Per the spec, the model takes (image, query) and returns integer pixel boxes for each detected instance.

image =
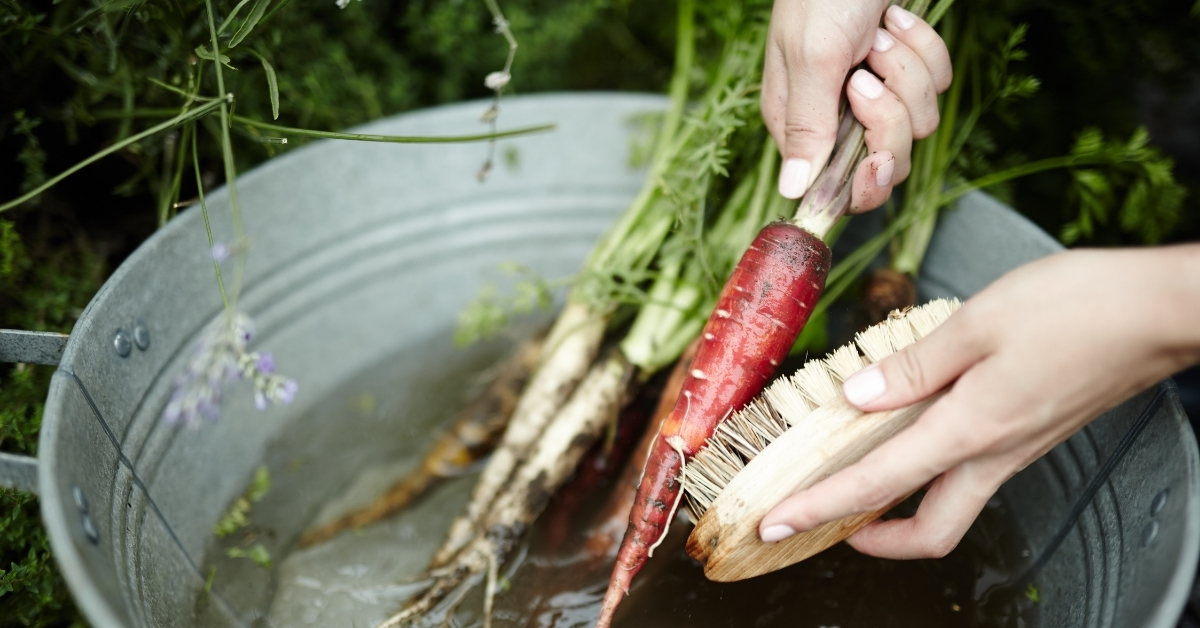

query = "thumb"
[842,312,986,411]
[777,49,851,199]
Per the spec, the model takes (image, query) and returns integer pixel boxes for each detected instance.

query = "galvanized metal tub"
[26,93,1199,627]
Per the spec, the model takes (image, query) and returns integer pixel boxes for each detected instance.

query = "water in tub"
[195,330,1037,628]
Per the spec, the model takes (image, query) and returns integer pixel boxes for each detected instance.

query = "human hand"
[758,245,1200,558]
[762,1,952,211]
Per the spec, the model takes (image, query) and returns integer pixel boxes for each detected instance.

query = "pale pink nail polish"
[887,5,918,30]
[875,157,894,187]
[873,28,895,53]
[761,524,797,543]
[844,364,886,405]
[850,69,885,99]
[778,158,812,199]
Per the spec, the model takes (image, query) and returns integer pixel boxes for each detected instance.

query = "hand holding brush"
[758,246,1200,560]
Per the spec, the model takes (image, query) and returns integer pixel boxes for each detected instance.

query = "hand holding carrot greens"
[760,245,1200,557]
[763,1,951,209]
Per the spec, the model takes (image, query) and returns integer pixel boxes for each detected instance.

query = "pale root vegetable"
[431,303,605,567]
[377,352,634,628]
[298,336,543,548]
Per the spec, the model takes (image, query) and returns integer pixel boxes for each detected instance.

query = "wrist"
[1148,244,1200,366]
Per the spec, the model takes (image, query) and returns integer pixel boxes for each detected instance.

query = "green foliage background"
[0,0,1197,623]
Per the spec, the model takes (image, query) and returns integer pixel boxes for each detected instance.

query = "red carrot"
[585,339,700,559]
[596,222,830,626]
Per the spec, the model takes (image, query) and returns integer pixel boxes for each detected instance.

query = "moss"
[0,490,85,628]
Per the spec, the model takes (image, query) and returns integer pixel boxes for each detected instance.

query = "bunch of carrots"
[293,0,1186,625]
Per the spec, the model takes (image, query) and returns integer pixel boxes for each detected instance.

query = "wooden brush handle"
[685,392,942,582]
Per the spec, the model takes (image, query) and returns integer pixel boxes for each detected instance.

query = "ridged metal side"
[37,94,1199,628]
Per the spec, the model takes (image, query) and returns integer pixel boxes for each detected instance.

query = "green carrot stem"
[940,154,1113,206]
[621,133,776,373]
[583,0,695,278]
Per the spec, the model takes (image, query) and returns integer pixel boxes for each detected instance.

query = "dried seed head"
[484,71,511,91]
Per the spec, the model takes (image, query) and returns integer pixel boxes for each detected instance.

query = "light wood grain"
[685,392,942,581]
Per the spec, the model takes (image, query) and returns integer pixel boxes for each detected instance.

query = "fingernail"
[761,524,797,543]
[873,28,895,53]
[844,364,886,406]
[887,5,918,30]
[778,158,812,199]
[875,157,894,187]
[850,69,884,100]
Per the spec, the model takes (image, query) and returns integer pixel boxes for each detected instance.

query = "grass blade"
[229,0,271,48]
[0,99,225,213]
[248,50,279,119]
[217,0,255,35]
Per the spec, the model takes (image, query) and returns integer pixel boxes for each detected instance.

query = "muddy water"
[484,494,1037,628]
[197,330,1039,628]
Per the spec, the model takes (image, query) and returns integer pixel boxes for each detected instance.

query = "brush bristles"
[682,298,961,518]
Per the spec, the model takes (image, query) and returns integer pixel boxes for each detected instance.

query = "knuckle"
[912,109,941,139]
[917,533,960,559]
[880,101,910,134]
[892,346,931,396]
[783,119,836,147]
[800,37,853,69]
[850,473,892,511]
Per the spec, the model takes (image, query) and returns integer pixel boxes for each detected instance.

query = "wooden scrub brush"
[682,298,962,582]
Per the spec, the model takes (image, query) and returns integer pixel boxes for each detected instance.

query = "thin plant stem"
[205,0,247,309]
[941,154,1111,207]
[233,115,556,143]
[158,123,192,227]
[478,0,519,178]
[257,0,296,30]
[149,77,216,102]
[483,0,517,75]
[53,0,126,35]
[926,0,958,27]
[0,98,224,213]
[193,130,233,318]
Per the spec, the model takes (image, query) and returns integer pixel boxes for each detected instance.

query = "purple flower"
[255,352,275,375]
[162,312,297,428]
[211,242,230,262]
[278,379,298,404]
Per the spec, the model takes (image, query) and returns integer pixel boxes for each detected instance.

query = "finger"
[847,69,913,182]
[761,38,789,153]
[846,463,999,559]
[777,42,853,199]
[849,150,896,213]
[842,303,988,411]
[884,5,953,93]
[845,68,912,212]
[867,29,940,138]
[758,392,972,538]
